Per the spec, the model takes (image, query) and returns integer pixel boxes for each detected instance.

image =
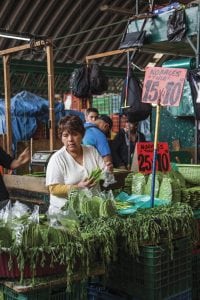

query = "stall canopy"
[0,91,84,151]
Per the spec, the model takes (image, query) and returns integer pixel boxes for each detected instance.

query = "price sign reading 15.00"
[142,67,187,106]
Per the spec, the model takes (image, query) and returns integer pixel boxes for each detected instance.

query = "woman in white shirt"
[46,115,112,213]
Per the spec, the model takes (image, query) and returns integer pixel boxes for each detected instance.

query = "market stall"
[1,3,200,300]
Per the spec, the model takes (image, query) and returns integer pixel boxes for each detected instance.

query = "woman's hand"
[10,147,30,169]
[77,178,96,189]
[105,161,113,172]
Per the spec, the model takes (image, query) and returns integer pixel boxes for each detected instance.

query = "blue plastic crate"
[132,289,192,300]
[166,289,192,300]
[88,284,128,300]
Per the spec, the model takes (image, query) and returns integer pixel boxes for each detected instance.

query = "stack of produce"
[0,199,117,286]
[126,170,185,202]
[181,187,200,209]
[0,193,196,289]
[123,173,133,195]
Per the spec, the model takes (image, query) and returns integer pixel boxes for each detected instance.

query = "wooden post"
[46,39,55,151]
[0,40,53,153]
[3,55,12,155]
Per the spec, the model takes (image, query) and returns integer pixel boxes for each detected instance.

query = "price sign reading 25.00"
[133,142,171,174]
[142,67,187,106]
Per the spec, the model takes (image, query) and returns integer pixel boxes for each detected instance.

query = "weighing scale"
[29,150,56,174]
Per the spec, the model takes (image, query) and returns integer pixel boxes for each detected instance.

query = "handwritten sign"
[142,67,187,106]
[132,142,171,174]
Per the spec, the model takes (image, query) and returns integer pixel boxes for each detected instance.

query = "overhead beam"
[0,40,48,56]
[86,48,136,62]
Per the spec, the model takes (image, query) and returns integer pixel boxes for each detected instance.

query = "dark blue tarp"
[0,91,85,151]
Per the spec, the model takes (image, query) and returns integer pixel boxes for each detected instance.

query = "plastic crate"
[92,95,112,115]
[88,284,129,300]
[2,282,87,300]
[192,248,200,300]
[106,237,192,300]
[132,289,192,300]
[111,94,120,114]
[166,289,192,300]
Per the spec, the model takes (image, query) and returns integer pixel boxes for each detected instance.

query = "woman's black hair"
[58,115,85,138]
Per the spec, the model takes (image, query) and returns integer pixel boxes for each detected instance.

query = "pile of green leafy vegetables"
[0,197,196,287]
[126,170,185,203]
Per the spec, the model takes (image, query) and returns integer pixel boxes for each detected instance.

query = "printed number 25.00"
[138,154,152,172]
[138,153,170,172]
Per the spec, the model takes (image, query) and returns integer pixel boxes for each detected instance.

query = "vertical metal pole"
[46,39,55,151]
[124,51,130,108]
[150,104,160,208]
[136,0,139,15]
[127,122,131,170]
[195,4,200,163]
[3,55,12,155]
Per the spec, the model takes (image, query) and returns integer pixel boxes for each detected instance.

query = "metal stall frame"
[86,4,200,163]
[0,39,56,155]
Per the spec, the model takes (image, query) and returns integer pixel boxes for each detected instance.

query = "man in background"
[111,118,145,170]
[85,107,99,124]
[82,114,113,168]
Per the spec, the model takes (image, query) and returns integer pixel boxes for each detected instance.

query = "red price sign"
[142,67,187,106]
[132,142,171,174]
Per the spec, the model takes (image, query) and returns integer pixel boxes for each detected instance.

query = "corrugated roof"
[0,0,195,96]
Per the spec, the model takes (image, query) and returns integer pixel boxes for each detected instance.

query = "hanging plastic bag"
[188,69,200,120]
[119,18,147,49]
[167,8,187,42]
[70,64,90,98]
[89,63,108,95]
[121,70,152,122]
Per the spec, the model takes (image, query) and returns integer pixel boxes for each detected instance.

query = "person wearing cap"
[82,114,113,168]
[111,118,145,170]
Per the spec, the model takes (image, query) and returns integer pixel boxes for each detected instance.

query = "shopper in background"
[111,118,145,170]
[82,114,113,168]
[0,146,30,209]
[46,115,112,213]
[85,107,99,124]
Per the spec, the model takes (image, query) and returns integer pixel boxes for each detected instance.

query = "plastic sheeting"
[166,80,194,117]
[0,91,85,151]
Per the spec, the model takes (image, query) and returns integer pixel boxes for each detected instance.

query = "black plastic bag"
[119,29,146,49]
[167,9,187,42]
[70,65,90,98]
[119,18,147,50]
[121,71,152,122]
[90,63,108,95]
[188,69,200,120]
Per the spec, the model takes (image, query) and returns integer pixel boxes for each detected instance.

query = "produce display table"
[0,265,105,292]
[0,265,105,299]
[3,170,130,206]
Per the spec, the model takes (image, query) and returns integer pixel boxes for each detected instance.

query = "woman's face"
[61,130,82,152]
